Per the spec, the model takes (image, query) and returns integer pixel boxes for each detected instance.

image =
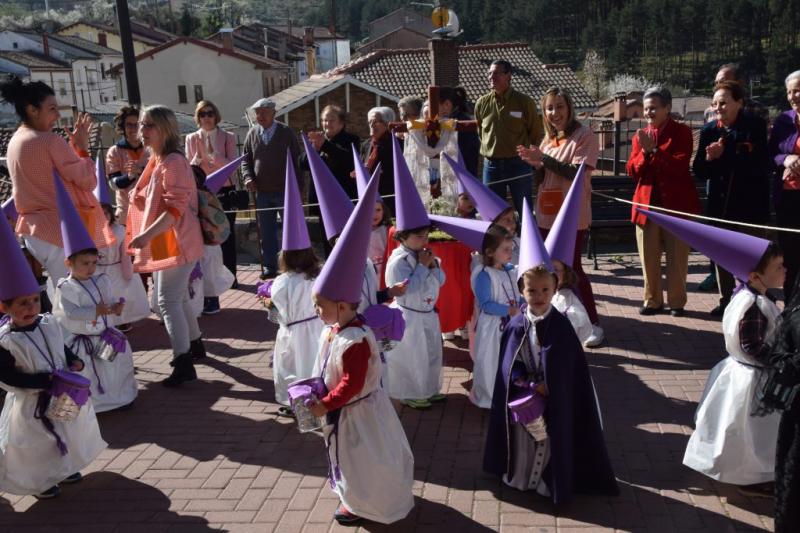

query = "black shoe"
[639,306,663,316]
[62,472,82,484]
[259,268,277,280]
[231,279,239,290]
[35,485,60,499]
[277,405,296,418]
[710,302,728,317]
[670,308,685,317]
[162,353,197,387]
[190,337,207,361]
[202,297,220,315]
[333,505,363,525]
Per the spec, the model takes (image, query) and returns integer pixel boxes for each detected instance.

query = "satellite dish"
[444,9,460,35]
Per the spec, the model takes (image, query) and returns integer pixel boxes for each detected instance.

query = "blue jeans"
[482,157,533,219]
[256,191,283,272]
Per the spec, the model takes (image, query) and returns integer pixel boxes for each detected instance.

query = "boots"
[190,337,207,361]
[162,353,197,387]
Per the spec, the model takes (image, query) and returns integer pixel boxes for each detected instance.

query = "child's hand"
[508,305,520,317]
[111,302,125,316]
[95,304,111,317]
[69,360,85,372]
[259,296,272,308]
[309,401,328,417]
[535,382,548,397]
[388,281,408,298]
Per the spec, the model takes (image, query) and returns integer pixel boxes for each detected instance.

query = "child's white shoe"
[583,325,604,348]
[442,332,455,341]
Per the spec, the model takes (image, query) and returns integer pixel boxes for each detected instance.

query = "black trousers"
[218,186,238,279]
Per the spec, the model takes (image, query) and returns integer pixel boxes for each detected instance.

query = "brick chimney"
[98,32,107,47]
[220,28,234,51]
[42,33,50,58]
[429,38,458,88]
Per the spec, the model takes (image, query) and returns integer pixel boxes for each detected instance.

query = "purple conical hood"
[544,162,586,266]
[2,197,17,222]
[313,170,381,303]
[205,154,245,194]
[94,156,112,205]
[392,134,430,230]
[443,152,509,222]
[281,150,312,251]
[518,198,553,279]
[54,170,96,257]
[0,215,40,300]
[638,208,770,282]
[429,214,491,252]
[303,134,353,239]
[352,144,382,202]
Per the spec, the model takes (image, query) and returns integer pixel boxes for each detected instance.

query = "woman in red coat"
[627,86,700,317]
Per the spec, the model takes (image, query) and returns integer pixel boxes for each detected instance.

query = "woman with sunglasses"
[106,106,148,223]
[185,101,239,314]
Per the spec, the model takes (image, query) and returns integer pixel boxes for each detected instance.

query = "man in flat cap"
[243,98,300,279]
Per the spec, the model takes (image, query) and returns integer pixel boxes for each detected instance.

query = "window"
[12,42,18,49]
[193,85,203,103]
[178,85,187,104]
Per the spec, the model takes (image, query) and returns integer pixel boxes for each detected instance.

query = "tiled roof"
[272,26,345,40]
[55,20,171,46]
[269,74,397,116]
[49,34,121,56]
[322,42,595,109]
[0,50,70,70]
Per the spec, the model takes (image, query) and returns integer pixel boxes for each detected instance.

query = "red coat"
[627,118,700,226]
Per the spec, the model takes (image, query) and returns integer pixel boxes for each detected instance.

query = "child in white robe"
[53,249,138,413]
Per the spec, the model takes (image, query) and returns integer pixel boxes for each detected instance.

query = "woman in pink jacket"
[127,106,205,387]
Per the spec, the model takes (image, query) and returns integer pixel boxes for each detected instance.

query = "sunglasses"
[198,111,215,118]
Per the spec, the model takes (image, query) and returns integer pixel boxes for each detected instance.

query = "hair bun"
[0,76,25,104]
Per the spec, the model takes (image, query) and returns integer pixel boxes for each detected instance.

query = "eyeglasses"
[124,121,139,129]
[138,122,156,129]
[198,111,215,118]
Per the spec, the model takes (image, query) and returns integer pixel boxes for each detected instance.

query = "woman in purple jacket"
[769,70,800,299]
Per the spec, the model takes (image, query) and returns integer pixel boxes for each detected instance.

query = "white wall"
[118,42,266,127]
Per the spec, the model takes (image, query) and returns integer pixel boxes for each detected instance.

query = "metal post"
[115,0,141,105]
[613,120,621,175]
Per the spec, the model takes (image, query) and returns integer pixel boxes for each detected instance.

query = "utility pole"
[115,0,141,105]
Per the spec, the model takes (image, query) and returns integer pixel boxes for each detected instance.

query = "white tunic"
[317,325,414,523]
[96,223,149,326]
[552,288,593,345]
[0,315,107,495]
[271,271,324,406]
[384,245,445,399]
[469,264,519,408]
[201,244,235,297]
[358,259,379,314]
[53,275,138,413]
[683,288,782,484]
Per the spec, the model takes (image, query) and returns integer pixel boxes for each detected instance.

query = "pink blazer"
[185,128,237,185]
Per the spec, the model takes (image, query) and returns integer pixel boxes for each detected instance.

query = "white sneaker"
[442,332,455,340]
[456,328,468,338]
[583,325,604,348]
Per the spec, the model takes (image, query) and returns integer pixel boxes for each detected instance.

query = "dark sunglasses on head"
[198,111,215,118]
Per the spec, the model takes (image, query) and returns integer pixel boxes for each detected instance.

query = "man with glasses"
[474,60,543,218]
[242,98,300,279]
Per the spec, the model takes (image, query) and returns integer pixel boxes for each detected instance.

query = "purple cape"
[483,308,618,504]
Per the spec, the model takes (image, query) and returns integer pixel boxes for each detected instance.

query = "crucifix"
[390,85,477,198]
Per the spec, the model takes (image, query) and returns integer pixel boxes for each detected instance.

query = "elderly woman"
[627,87,701,317]
[185,100,238,312]
[694,80,770,315]
[128,106,205,387]
[517,87,603,347]
[769,71,800,300]
[106,105,148,223]
[360,106,397,213]
[1,77,113,295]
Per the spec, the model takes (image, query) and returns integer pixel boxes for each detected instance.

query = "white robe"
[201,244,235,297]
[0,315,107,495]
[96,223,149,326]
[271,272,324,405]
[683,288,782,484]
[359,258,389,389]
[53,275,138,413]
[552,288,593,345]
[469,264,519,408]
[317,324,414,523]
[384,245,445,399]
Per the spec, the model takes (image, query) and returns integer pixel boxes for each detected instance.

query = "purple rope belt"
[70,334,104,394]
[34,392,68,456]
[286,316,317,328]
[324,392,373,488]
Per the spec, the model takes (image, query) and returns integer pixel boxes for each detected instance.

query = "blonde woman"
[127,106,205,387]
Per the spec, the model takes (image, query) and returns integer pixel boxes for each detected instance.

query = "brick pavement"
[0,254,775,532]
